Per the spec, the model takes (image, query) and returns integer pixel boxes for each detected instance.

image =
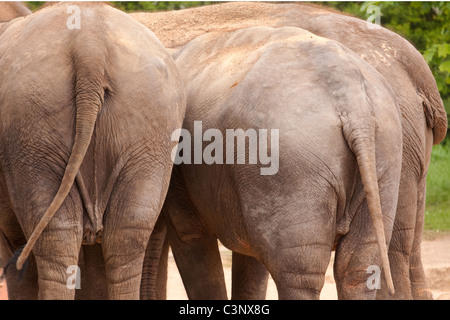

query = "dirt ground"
[1,233,450,300]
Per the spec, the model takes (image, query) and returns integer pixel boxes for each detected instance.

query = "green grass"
[425,142,450,231]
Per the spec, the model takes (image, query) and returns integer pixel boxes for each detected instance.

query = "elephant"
[161,25,403,300]
[0,2,30,22]
[131,2,447,299]
[73,214,169,300]
[0,2,186,299]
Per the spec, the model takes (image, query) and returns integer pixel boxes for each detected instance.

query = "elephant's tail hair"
[2,244,28,281]
[15,48,106,270]
[341,113,395,296]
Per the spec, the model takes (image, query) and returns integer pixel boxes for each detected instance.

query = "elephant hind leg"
[101,167,169,300]
[231,252,269,300]
[377,195,416,300]
[140,214,169,300]
[32,210,83,300]
[258,215,333,300]
[163,168,228,300]
[334,200,391,300]
[265,242,331,300]
[102,224,153,299]
[410,176,433,300]
[166,215,228,300]
[379,175,432,300]
[101,195,157,299]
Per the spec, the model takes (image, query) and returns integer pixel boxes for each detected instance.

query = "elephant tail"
[403,41,447,145]
[341,113,395,296]
[16,50,106,270]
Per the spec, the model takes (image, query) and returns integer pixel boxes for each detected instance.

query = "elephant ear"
[419,91,448,145]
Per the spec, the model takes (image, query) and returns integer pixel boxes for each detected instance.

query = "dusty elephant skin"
[131,2,447,300]
[0,2,185,299]
[162,26,403,300]
[0,2,30,22]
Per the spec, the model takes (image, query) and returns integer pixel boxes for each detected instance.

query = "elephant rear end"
[0,2,185,299]
[170,26,402,299]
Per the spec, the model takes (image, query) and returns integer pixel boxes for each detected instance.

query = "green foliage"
[25,1,45,11]
[425,144,450,231]
[319,1,364,16]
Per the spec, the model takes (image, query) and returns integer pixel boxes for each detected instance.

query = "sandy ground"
[1,234,450,300]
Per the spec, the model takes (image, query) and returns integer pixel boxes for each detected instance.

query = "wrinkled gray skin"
[0,2,185,299]
[1,2,443,300]
[162,26,403,300]
[0,2,30,22]
[132,2,447,299]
